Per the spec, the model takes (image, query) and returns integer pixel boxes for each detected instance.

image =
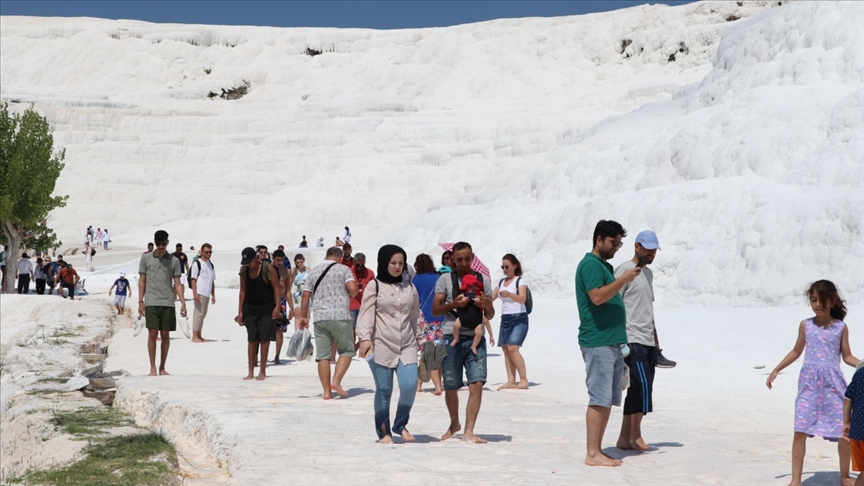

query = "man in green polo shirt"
[138,229,186,376]
[575,220,641,467]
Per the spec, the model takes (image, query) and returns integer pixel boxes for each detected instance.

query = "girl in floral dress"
[767,280,859,486]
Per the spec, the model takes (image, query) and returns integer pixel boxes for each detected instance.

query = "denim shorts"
[581,345,624,408]
[441,334,487,390]
[498,312,528,347]
[349,309,359,328]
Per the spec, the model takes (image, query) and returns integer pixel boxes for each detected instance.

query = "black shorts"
[623,343,657,416]
[245,314,277,343]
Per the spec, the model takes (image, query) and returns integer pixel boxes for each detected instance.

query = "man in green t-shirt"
[575,220,641,467]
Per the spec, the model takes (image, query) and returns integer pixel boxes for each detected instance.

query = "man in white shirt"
[190,243,216,343]
[16,253,34,294]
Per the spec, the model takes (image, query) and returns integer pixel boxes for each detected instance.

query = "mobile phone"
[636,256,648,268]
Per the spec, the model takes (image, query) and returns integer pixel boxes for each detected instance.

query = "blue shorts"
[349,309,359,328]
[581,345,624,408]
[441,334,487,390]
[498,312,528,347]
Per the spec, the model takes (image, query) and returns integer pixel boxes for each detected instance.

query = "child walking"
[767,280,860,486]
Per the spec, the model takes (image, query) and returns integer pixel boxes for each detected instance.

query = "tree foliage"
[0,100,68,291]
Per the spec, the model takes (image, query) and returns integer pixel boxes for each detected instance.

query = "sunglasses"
[203,250,212,254]
[608,239,624,248]
[501,265,511,270]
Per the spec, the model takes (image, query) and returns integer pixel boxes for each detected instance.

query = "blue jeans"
[368,359,418,439]
[441,334,487,390]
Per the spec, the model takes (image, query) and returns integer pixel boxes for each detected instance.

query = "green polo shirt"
[138,251,181,307]
[575,252,627,348]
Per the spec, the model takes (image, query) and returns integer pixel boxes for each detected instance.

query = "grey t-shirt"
[434,271,493,337]
[614,260,655,347]
[302,261,355,322]
[138,251,181,307]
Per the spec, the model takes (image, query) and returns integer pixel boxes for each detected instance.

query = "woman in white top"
[290,254,309,332]
[492,253,529,390]
[343,226,352,244]
[357,244,424,444]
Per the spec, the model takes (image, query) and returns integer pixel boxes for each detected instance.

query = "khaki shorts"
[313,320,355,361]
[145,306,176,332]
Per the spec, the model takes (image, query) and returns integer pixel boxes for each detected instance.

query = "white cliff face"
[2,0,861,305]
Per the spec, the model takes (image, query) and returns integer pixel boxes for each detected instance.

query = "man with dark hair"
[173,243,190,301]
[270,248,292,364]
[298,246,359,399]
[16,253,34,294]
[340,243,354,268]
[576,220,642,466]
[139,230,186,376]
[432,241,495,443]
[350,252,375,330]
[256,245,271,263]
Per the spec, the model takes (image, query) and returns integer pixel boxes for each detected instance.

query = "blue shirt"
[413,273,443,323]
[113,278,130,296]
[845,367,864,441]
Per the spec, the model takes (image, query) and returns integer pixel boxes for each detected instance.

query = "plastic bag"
[286,328,314,361]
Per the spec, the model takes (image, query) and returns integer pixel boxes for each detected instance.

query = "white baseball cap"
[119,271,126,277]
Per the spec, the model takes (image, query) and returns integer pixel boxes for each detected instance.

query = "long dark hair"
[806,280,847,321]
[502,253,523,277]
[414,254,436,274]
[441,250,453,265]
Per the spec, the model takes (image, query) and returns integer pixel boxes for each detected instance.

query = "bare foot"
[378,435,394,444]
[441,423,461,441]
[191,338,206,343]
[840,478,854,486]
[461,433,488,444]
[273,358,282,365]
[256,374,266,381]
[322,392,332,400]
[497,382,516,391]
[148,369,158,376]
[432,388,443,396]
[616,440,633,450]
[401,429,415,443]
[159,369,170,376]
[331,384,348,397]
[585,452,623,467]
[243,375,254,380]
[631,438,651,451]
[517,381,529,389]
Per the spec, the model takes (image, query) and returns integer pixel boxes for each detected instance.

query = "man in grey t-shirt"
[432,241,494,444]
[138,230,185,376]
[298,246,358,400]
[613,230,673,451]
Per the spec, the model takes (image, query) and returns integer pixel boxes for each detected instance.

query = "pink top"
[356,279,423,368]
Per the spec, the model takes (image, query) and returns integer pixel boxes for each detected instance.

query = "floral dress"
[794,318,848,439]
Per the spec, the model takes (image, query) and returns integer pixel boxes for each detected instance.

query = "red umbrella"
[438,243,490,278]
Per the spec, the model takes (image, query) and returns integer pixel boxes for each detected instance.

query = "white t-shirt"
[614,260,655,347]
[17,259,33,275]
[86,234,92,245]
[190,259,216,297]
[497,276,528,315]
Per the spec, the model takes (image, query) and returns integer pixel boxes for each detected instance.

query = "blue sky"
[0,1,698,29]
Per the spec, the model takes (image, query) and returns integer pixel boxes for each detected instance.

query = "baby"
[451,275,494,355]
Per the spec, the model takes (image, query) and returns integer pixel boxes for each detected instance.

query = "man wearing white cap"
[614,230,675,452]
[109,271,133,315]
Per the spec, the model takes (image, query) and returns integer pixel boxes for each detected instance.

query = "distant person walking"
[144,242,154,254]
[300,236,308,248]
[432,241,495,443]
[290,254,309,332]
[109,271,132,315]
[316,237,325,248]
[335,236,345,247]
[84,241,94,272]
[46,256,59,296]
[341,243,354,267]
[138,230,187,376]
[95,228,103,247]
[350,253,375,329]
[34,257,48,295]
[173,243,190,300]
[493,254,530,390]
[575,220,641,467]
[238,247,282,380]
[297,246,358,399]
[614,231,663,451]
[271,249,292,363]
[57,262,79,299]
[343,226,352,244]
[16,253,33,294]
[413,254,444,395]
[190,243,216,343]
[767,280,859,486]
[357,244,424,443]
[102,229,110,250]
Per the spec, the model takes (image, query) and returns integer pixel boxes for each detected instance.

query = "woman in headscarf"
[357,245,424,444]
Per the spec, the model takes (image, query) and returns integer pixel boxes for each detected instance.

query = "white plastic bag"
[286,328,314,361]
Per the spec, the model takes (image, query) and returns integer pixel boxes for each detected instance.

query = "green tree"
[0,101,68,293]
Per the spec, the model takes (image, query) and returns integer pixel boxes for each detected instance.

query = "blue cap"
[635,230,661,250]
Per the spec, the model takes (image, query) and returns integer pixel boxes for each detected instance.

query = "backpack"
[239,261,270,285]
[498,277,533,315]
[188,260,215,287]
[90,248,96,257]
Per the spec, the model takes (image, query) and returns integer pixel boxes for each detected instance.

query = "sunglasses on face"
[607,239,623,248]
[203,251,212,254]
[501,265,511,270]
